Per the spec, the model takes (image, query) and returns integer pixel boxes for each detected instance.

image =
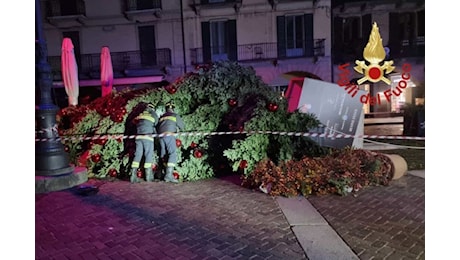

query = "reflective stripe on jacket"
[136,110,159,135]
[157,111,185,134]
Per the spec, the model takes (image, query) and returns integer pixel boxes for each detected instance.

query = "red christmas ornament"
[193,149,203,158]
[228,98,237,107]
[64,146,69,152]
[101,108,110,116]
[152,164,158,171]
[166,86,177,94]
[91,154,101,163]
[78,150,90,166]
[239,160,248,169]
[190,142,198,149]
[173,171,180,180]
[110,113,124,123]
[176,139,182,147]
[109,169,117,177]
[97,138,107,145]
[137,170,143,178]
[267,103,273,111]
[267,103,279,112]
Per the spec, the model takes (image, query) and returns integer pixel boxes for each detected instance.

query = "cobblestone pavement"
[36,176,307,260]
[308,175,425,260]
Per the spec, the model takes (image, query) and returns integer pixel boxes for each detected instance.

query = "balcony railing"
[47,49,171,81]
[198,0,241,5]
[191,0,242,14]
[125,0,162,11]
[46,0,86,17]
[333,36,424,64]
[190,39,325,65]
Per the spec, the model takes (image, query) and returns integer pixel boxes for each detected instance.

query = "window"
[386,8,424,56]
[59,0,81,16]
[138,26,157,66]
[210,21,227,61]
[285,15,304,57]
[201,20,237,63]
[417,10,424,37]
[126,0,161,11]
[343,17,361,44]
[137,0,154,10]
[60,0,79,16]
[136,0,161,10]
[201,0,229,3]
[398,13,415,43]
[63,31,81,67]
[277,14,313,58]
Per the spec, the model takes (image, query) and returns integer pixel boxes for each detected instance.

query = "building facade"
[332,0,425,114]
[38,0,424,114]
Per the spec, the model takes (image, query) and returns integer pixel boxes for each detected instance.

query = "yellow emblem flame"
[354,22,395,85]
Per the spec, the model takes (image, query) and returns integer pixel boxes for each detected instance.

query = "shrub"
[242,148,394,197]
[57,61,325,180]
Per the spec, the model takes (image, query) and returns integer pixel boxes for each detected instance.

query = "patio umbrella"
[100,46,113,97]
[61,38,79,106]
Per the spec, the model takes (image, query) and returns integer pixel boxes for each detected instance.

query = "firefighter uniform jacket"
[135,109,159,137]
[157,110,185,134]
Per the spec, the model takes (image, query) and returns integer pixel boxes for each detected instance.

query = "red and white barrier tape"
[35,130,425,142]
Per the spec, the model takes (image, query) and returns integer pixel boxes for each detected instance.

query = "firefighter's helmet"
[147,103,155,109]
[165,101,175,110]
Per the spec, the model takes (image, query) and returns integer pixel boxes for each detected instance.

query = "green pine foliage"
[57,61,325,180]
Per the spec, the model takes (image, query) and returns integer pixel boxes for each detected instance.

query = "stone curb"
[276,196,359,260]
[408,169,425,179]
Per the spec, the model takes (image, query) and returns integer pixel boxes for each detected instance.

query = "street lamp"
[35,0,73,176]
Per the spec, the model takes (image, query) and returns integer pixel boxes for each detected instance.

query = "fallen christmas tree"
[57,60,394,196]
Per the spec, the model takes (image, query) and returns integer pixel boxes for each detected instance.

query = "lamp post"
[180,0,187,74]
[35,0,73,176]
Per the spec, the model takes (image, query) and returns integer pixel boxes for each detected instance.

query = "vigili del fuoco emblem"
[354,22,395,85]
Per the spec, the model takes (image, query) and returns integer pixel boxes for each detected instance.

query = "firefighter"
[130,103,159,183]
[157,101,185,183]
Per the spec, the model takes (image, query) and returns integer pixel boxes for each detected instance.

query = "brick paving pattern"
[36,176,307,260]
[36,173,425,260]
[308,175,425,260]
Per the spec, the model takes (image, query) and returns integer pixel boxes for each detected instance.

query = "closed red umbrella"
[61,38,79,106]
[100,46,113,97]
